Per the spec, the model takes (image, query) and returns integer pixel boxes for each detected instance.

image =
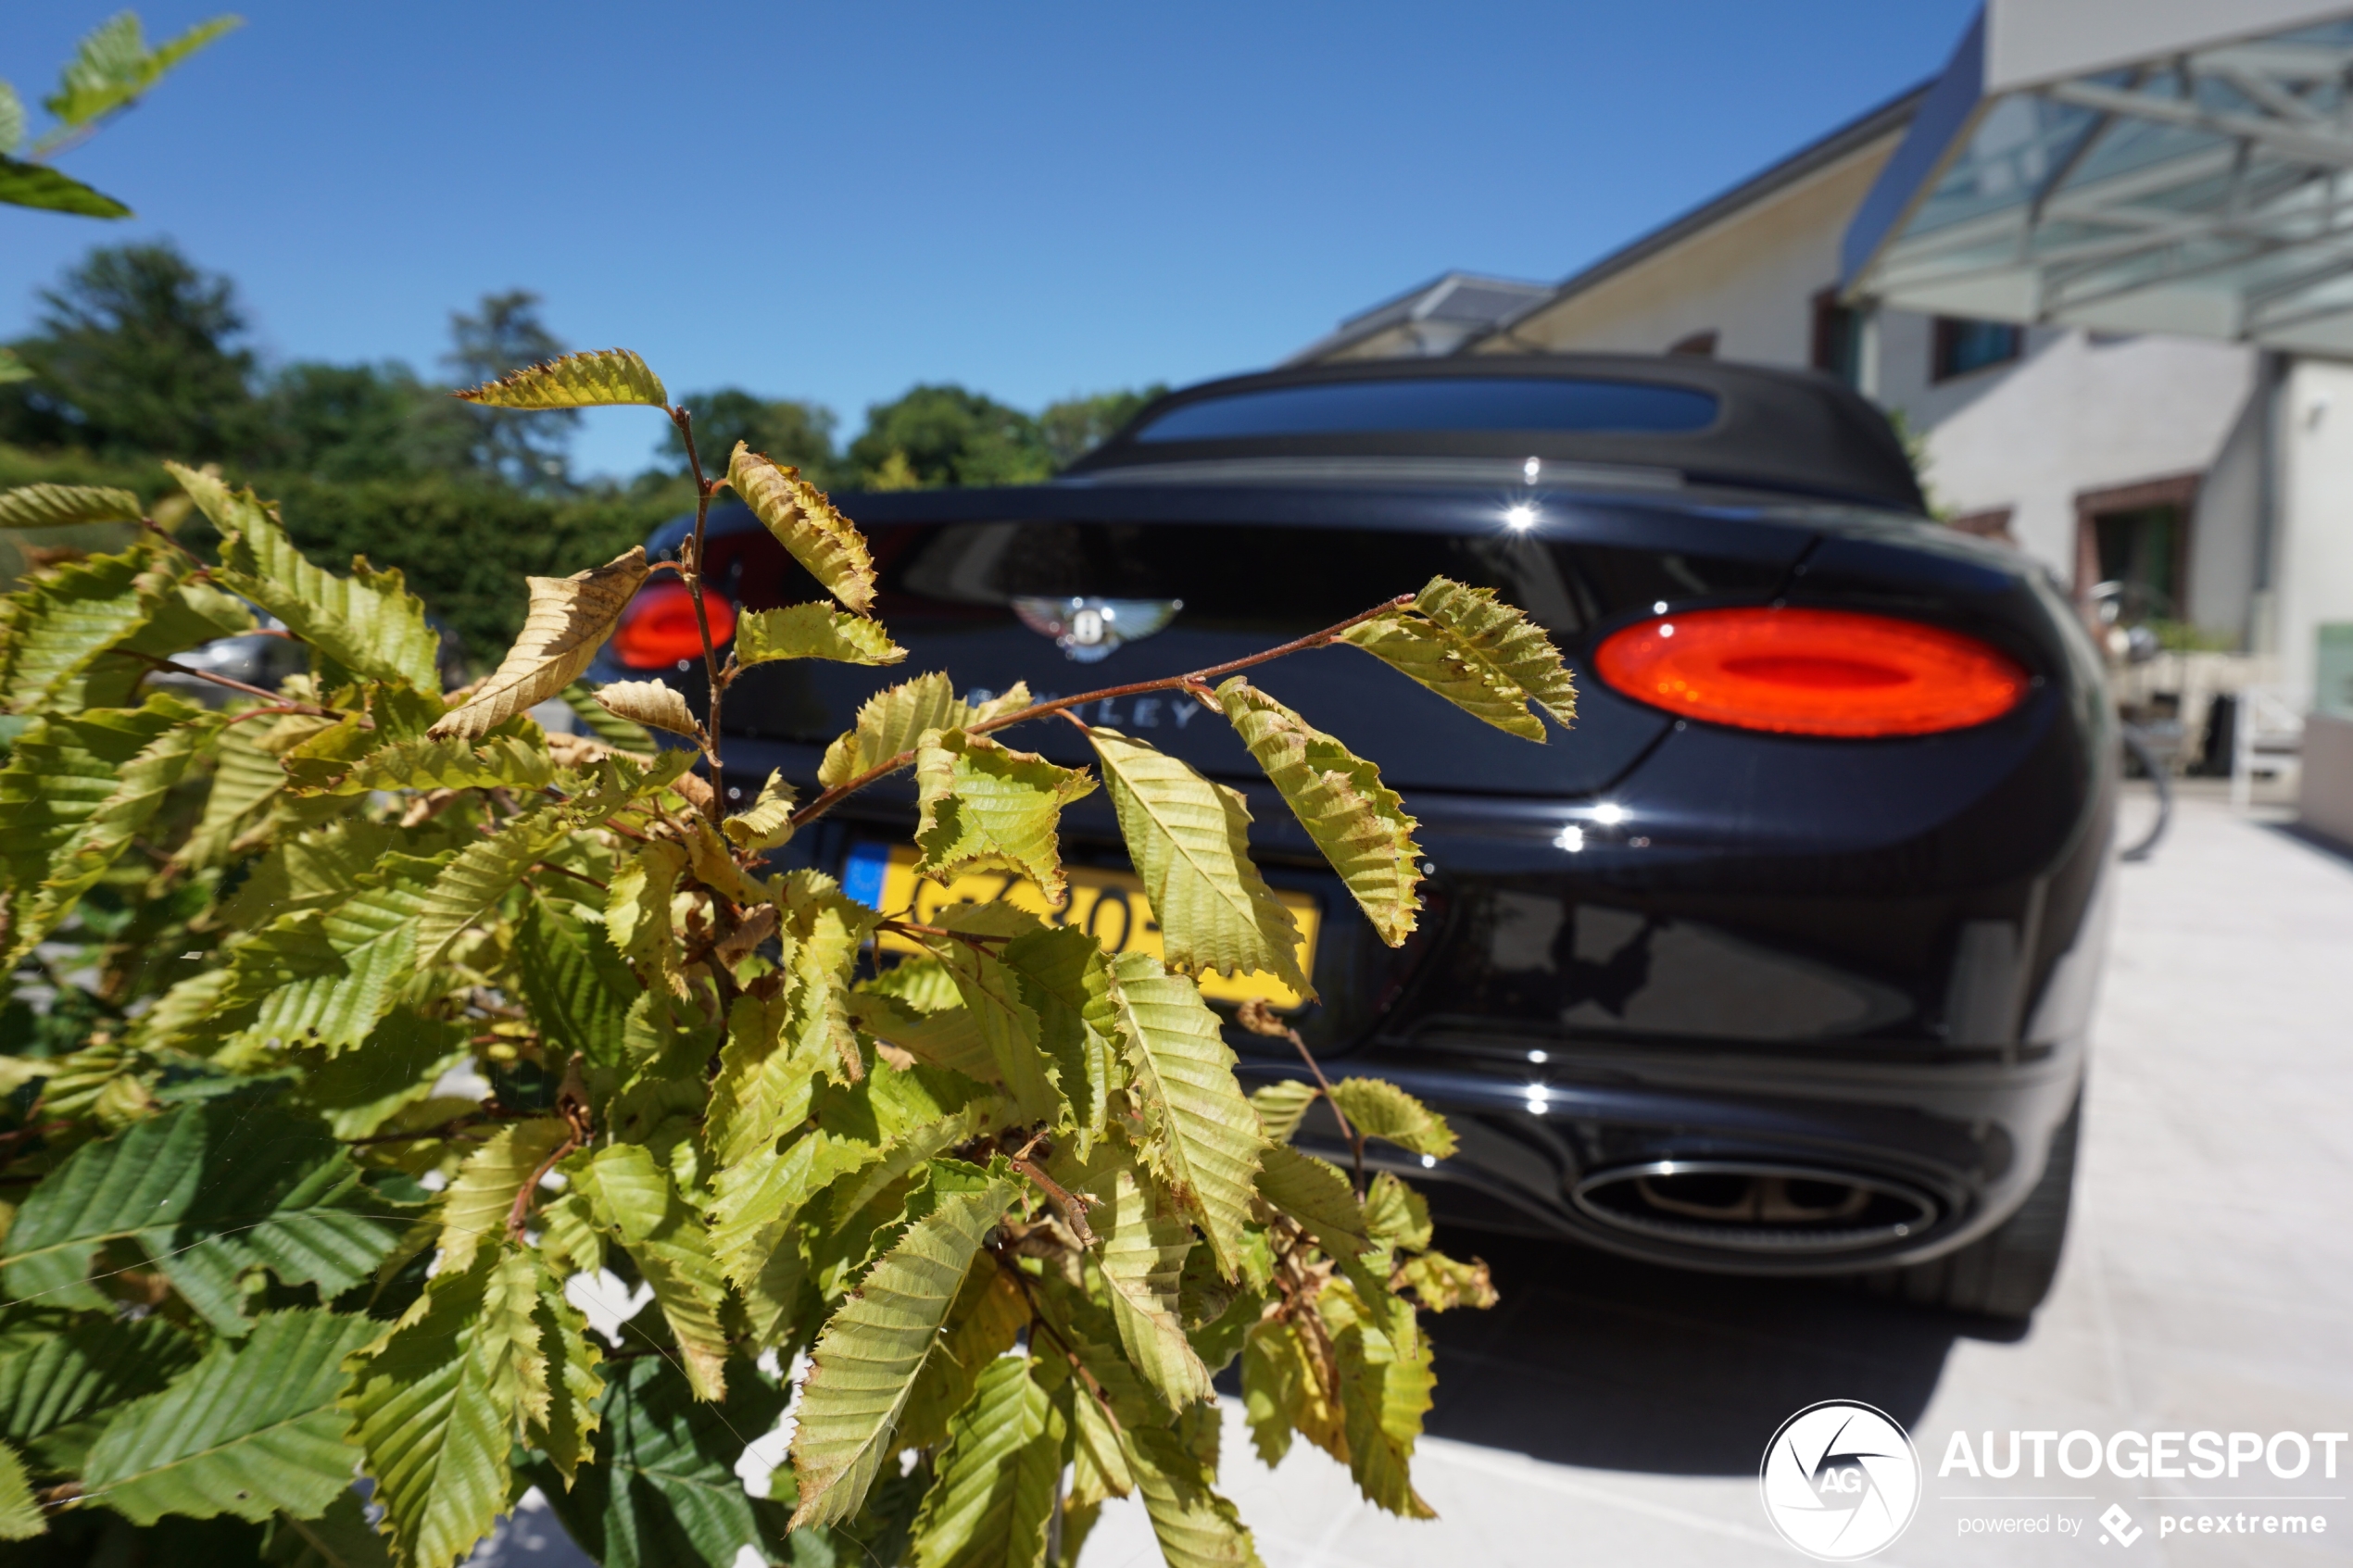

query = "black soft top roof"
[1060,354,1925,512]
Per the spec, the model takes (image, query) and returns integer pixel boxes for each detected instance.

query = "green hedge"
[0,444,690,664]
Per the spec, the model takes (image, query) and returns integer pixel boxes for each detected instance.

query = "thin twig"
[128,653,346,716]
[529,860,610,894]
[139,517,212,571]
[785,594,1412,832]
[993,1251,1121,1429]
[508,1134,578,1239]
[669,405,728,824]
[1238,998,1364,1193]
[1007,1156,1096,1247]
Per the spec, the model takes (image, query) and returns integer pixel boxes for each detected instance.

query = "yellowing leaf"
[0,482,142,529]
[736,602,906,667]
[1097,1167,1213,1410]
[1327,1077,1457,1160]
[896,1262,1029,1451]
[819,673,1028,790]
[915,727,1096,904]
[1340,575,1577,741]
[1249,1081,1319,1145]
[907,1354,1062,1568]
[1361,1172,1432,1253]
[171,463,443,693]
[1322,1261,1437,1519]
[728,443,876,616]
[435,1119,571,1277]
[1086,726,1311,999]
[430,547,649,741]
[1240,1316,1344,1471]
[0,546,156,714]
[1216,678,1421,947]
[723,768,796,852]
[788,1177,1015,1529]
[579,1144,732,1401]
[607,837,688,998]
[1253,1144,1368,1257]
[1122,1420,1265,1568]
[591,677,698,740]
[455,347,668,410]
[1102,950,1263,1280]
[415,810,572,965]
[1393,1248,1497,1312]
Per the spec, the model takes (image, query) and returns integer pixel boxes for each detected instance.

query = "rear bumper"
[1242,1032,2087,1274]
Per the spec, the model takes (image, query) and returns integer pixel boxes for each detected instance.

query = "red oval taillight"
[611,580,736,670]
[1593,608,2029,737]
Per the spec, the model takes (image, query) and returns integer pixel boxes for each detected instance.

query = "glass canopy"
[1843,10,2353,352]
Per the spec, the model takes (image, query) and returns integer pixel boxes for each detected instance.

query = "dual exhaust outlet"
[1571,1160,1939,1254]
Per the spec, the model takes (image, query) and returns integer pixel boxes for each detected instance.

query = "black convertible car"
[602,356,2113,1320]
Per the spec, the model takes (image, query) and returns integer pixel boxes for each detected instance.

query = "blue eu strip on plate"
[841,840,890,911]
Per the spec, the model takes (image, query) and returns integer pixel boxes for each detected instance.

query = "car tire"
[1865,1094,2080,1321]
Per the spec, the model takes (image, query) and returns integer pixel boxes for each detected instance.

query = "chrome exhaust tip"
[1570,1160,1939,1254]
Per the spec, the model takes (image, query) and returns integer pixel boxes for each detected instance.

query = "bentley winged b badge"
[1010,596,1183,662]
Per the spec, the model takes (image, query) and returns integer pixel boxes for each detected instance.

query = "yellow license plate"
[864,846,1319,1010]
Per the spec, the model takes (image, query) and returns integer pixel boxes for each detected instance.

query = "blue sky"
[3,2,1977,479]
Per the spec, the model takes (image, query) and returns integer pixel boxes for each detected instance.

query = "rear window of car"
[1132,378,1720,443]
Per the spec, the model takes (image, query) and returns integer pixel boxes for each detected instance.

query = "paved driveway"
[1080,789,2353,1566]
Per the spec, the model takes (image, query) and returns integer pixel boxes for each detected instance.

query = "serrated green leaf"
[294,1010,472,1140]
[608,839,688,998]
[817,672,1028,791]
[313,732,555,797]
[0,1438,37,1540]
[593,677,698,740]
[1086,726,1311,999]
[81,1310,375,1524]
[436,1119,570,1277]
[1096,1167,1213,1409]
[0,483,142,529]
[914,727,1095,904]
[728,445,875,616]
[1322,1258,1436,1518]
[710,886,865,1168]
[1065,1372,1133,1509]
[706,1129,874,1347]
[1340,575,1577,741]
[1327,1077,1457,1159]
[237,876,433,1056]
[258,1488,392,1567]
[178,712,288,869]
[1215,678,1422,946]
[849,983,998,1086]
[0,1315,201,1475]
[524,1355,790,1568]
[343,1248,567,1568]
[172,464,442,693]
[580,1144,732,1400]
[39,12,241,138]
[788,1177,1015,1529]
[0,154,130,217]
[0,1098,403,1335]
[414,811,571,965]
[457,348,667,410]
[735,602,907,668]
[1362,1172,1432,1253]
[0,545,152,712]
[431,547,649,741]
[1393,1248,1497,1311]
[514,901,635,1071]
[907,1355,1060,1568]
[0,694,216,960]
[998,925,1117,1156]
[723,769,796,853]
[895,1262,1028,1452]
[923,913,1060,1125]
[1122,1420,1265,1568]
[560,681,656,752]
[1248,1080,1319,1144]
[1252,1144,1368,1258]
[1101,950,1263,1280]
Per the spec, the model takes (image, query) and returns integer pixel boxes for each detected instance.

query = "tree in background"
[661,387,837,488]
[849,383,1055,489]
[1040,383,1165,468]
[0,243,262,460]
[445,290,576,488]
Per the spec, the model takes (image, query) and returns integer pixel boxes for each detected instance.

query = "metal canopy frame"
[1843,13,2353,353]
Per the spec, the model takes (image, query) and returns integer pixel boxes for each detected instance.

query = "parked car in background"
[598,355,2114,1319]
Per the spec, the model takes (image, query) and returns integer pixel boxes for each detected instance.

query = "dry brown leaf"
[592,679,699,741]
[429,547,649,741]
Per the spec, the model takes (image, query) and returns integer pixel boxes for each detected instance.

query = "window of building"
[1931,317,2022,381]
[1667,330,1719,358]
[2072,474,2199,625]
[1811,290,1860,384]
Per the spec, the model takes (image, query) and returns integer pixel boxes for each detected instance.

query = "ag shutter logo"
[1760,1400,1923,1561]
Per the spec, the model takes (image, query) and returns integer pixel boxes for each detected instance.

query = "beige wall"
[1474,138,1900,367]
